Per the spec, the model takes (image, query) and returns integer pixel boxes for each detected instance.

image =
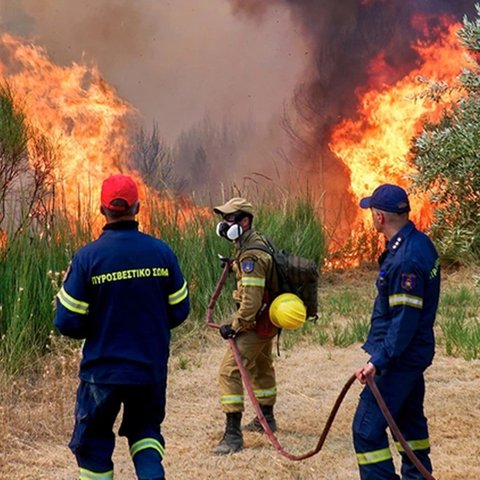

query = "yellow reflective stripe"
[78,468,113,479]
[389,293,423,309]
[356,447,392,465]
[395,438,430,452]
[221,394,244,405]
[168,280,188,305]
[130,437,165,459]
[253,386,277,399]
[241,277,266,287]
[57,287,89,315]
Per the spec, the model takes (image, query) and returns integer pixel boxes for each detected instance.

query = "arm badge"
[241,259,255,273]
[401,272,416,291]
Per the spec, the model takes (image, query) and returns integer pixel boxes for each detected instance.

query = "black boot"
[213,412,243,455]
[243,405,277,433]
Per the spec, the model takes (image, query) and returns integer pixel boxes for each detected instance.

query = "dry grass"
[1,334,480,479]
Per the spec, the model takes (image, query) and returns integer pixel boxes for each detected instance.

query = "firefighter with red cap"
[54,174,190,480]
[353,184,440,480]
[212,197,280,455]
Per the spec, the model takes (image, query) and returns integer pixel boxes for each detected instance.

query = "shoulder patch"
[400,272,416,291]
[241,258,255,273]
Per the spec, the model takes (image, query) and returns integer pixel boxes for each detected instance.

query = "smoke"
[0,0,307,144]
[1,0,476,203]
[231,0,477,147]
[230,0,477,232]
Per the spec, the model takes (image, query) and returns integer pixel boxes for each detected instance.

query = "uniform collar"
[386,220,415,254]
[103,220,139,231]
[235,228,256,249]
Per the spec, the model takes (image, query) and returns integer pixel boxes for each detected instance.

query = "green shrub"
[411,5,480,264]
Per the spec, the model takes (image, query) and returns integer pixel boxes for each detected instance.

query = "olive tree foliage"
[410,5,480,264]
[0,83,55,246]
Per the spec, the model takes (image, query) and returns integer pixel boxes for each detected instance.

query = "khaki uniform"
[219,229,279,413]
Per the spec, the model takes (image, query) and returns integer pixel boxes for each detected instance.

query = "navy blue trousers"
[352,370,432,480]
[69,381,166,480]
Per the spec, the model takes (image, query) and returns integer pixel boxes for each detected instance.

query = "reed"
[2,190,479,378]
[0,193,327,374]
[0,232,72,374]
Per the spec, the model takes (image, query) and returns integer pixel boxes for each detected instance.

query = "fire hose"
[207,260,436,479]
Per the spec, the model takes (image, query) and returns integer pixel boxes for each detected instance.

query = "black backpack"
[241,237,319,318]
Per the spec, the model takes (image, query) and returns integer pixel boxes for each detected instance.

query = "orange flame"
[0,33,206,233]
[0,34,132,218]
[329,20,466,232]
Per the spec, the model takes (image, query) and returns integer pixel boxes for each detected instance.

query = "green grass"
[0,194,326,375]
[0,234,72,374]
[436,284,480,360]
[279,280,373,350]
[280,270,480,362]
[2,190,480,376]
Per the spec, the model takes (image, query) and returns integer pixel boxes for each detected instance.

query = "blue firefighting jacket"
[363,221,440,372]
[54,221,189,385]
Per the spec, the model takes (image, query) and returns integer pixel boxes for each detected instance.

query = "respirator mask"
[216,220,243,241]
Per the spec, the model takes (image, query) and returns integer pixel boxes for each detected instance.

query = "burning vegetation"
[329,20,466,232]
[0,33,133,230]
[0,33,209,235]
[231,0,477,263]
[0,1,479,259]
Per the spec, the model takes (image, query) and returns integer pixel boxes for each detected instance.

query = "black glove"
[219,324,237,339]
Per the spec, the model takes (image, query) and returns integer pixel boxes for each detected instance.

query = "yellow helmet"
[269,293,306,330]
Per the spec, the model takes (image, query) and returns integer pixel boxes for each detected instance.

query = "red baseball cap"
[101,174,138,211]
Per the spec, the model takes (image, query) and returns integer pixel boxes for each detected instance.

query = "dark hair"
[103,199,138,219]
[237,212,253,227]
[231,212,253,223]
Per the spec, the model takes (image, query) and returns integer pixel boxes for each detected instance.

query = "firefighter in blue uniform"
[54,174,189,480]
[353,184,440,480]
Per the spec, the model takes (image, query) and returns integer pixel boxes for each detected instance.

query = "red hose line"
[366,376,436,480]
[228,336,356,460]
[207,262,437,477]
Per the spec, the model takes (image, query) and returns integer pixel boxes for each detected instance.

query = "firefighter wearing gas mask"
[212,197,279,455]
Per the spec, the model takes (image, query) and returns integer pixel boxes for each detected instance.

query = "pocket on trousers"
[69,409,89,453]
[353,390,386,441]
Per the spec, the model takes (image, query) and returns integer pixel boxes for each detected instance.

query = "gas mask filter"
[216,221,243,241]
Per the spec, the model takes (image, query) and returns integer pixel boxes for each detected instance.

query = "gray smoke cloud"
[234,0,476,120]
[0,0,307,145]
[1,0,476,206]
[230,0,477,234]
[230,0,476,151]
